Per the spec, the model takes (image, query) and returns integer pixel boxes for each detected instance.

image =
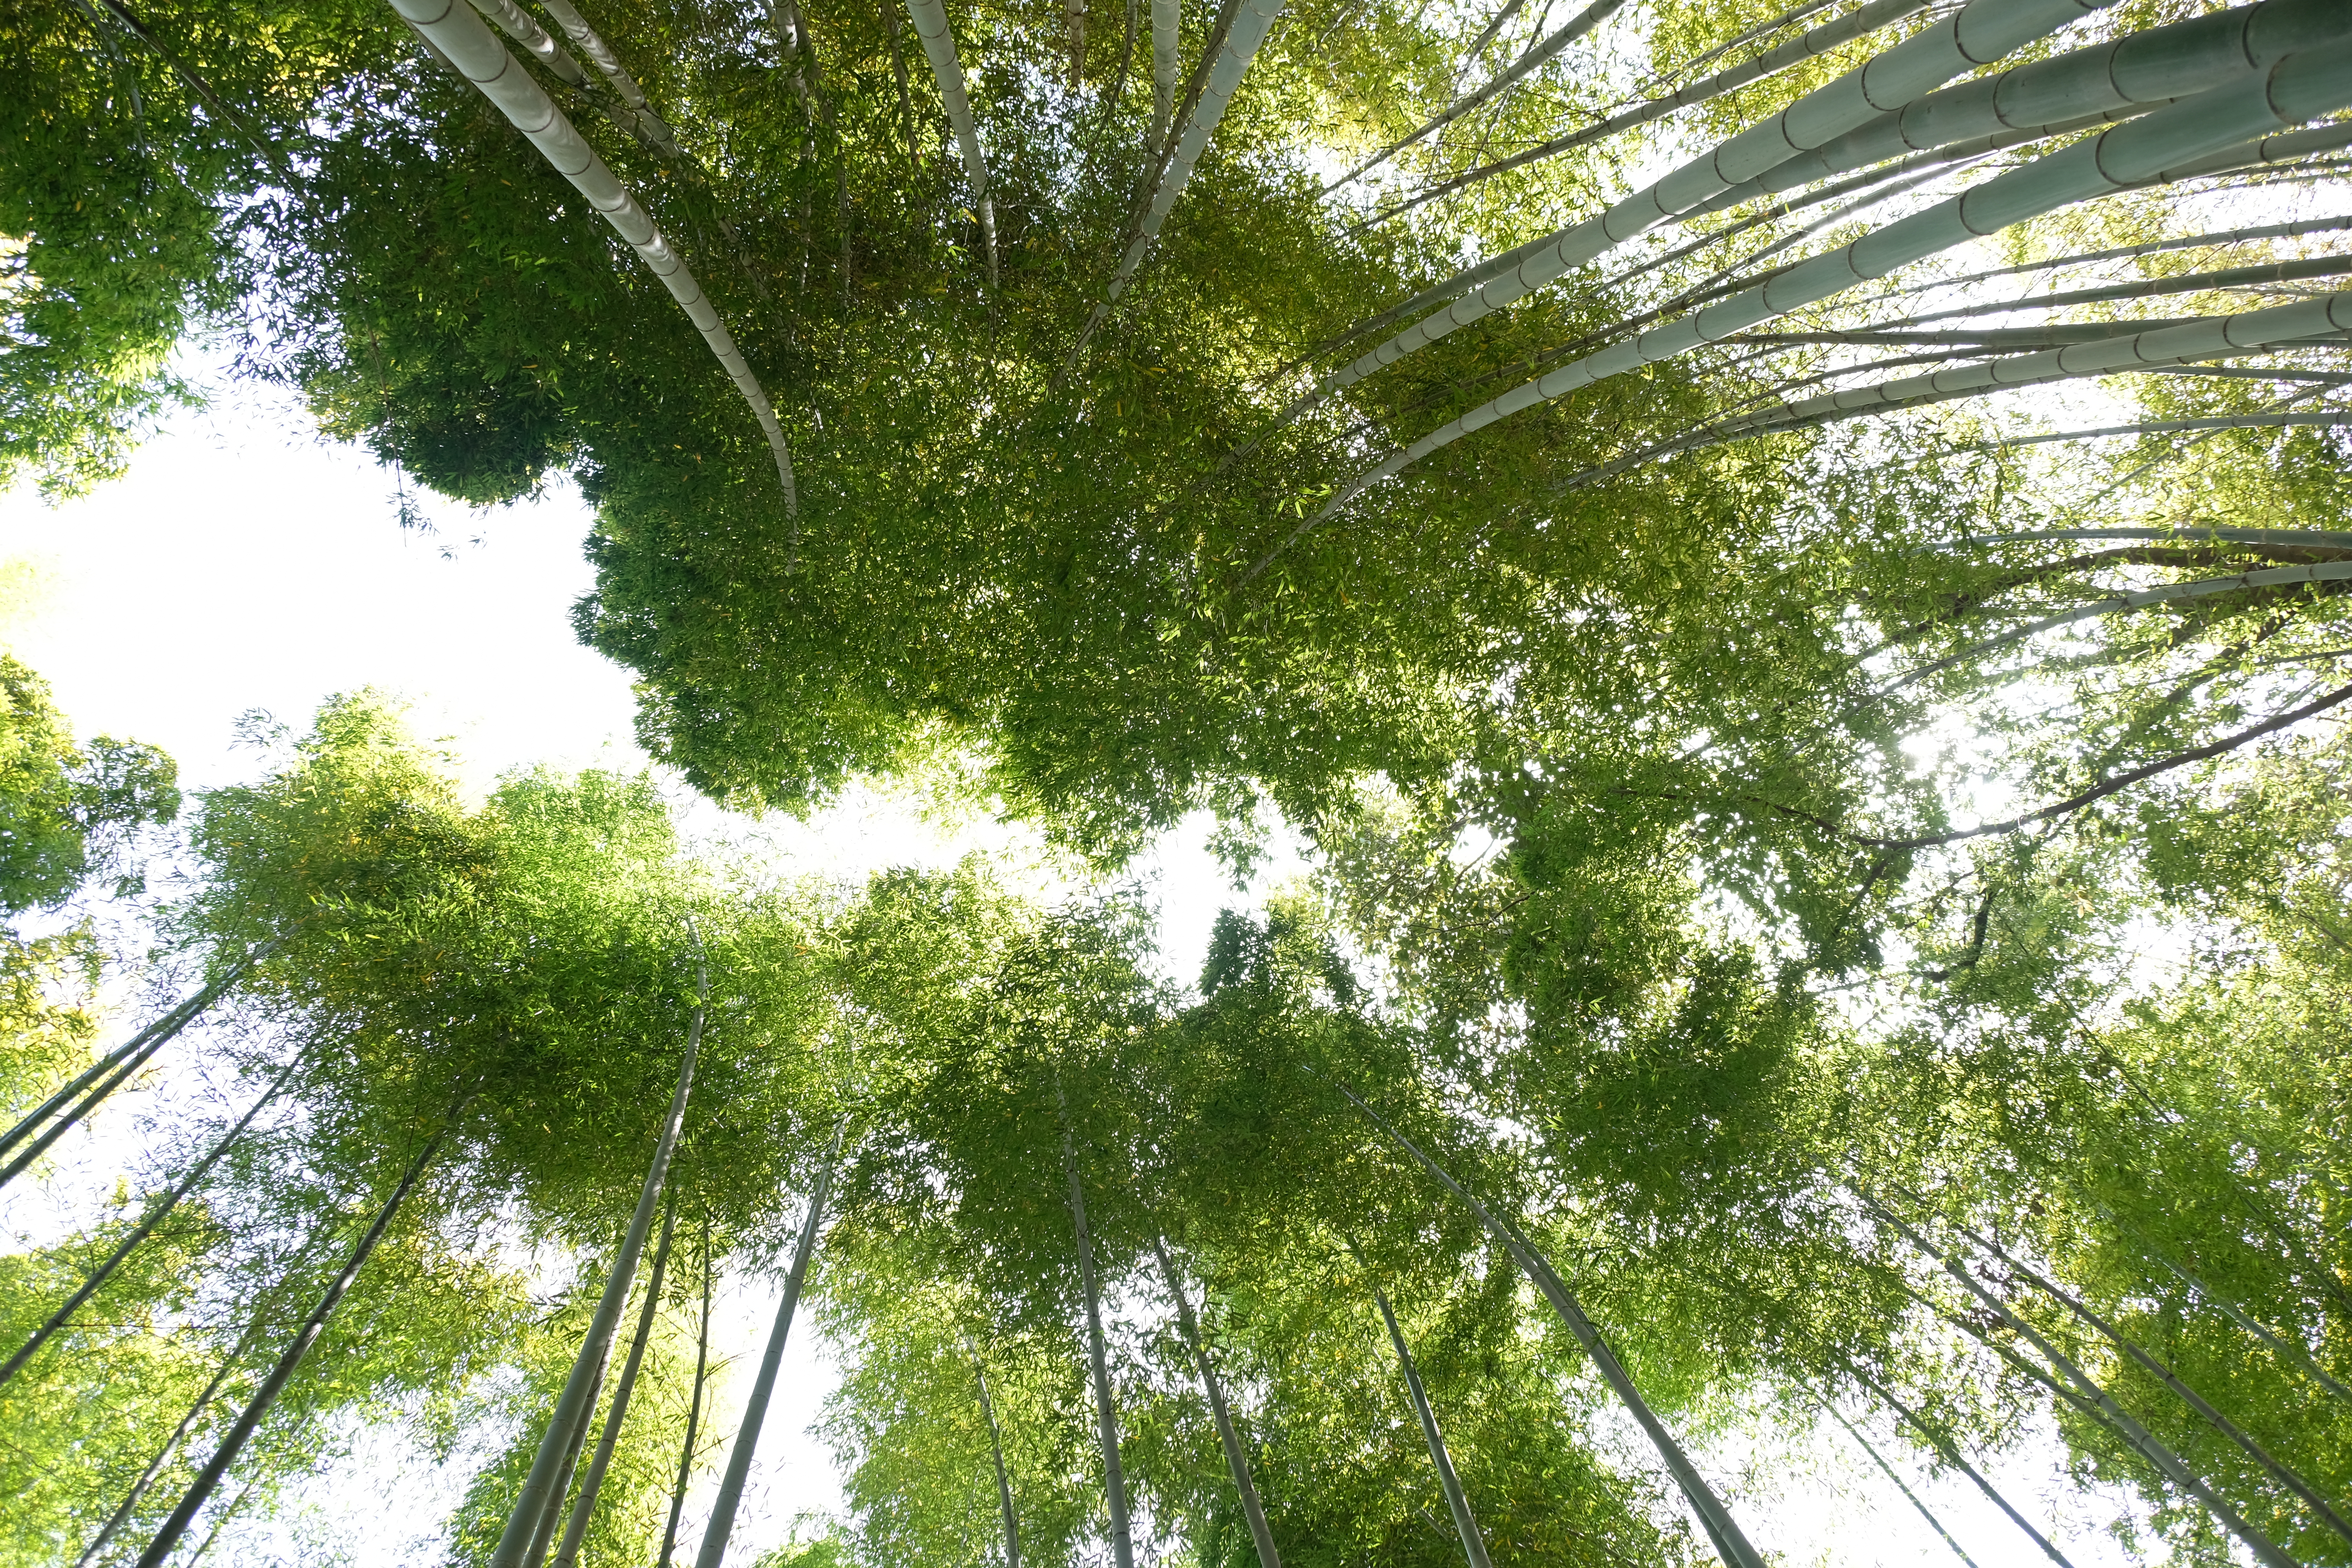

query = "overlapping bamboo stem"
[385,0,798,507]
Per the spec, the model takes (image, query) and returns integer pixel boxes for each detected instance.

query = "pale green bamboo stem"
[904,0,999,284]
[1372,1285,1492,1568]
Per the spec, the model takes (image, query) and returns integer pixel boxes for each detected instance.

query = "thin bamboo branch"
[388,0,798,508]
[1978,408,2352,447]
[1864,210,2352,305]
[1321,0,1627,193]
[693,1120,844,1568]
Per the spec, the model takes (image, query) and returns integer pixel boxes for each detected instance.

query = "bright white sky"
[0,373,2140,1568]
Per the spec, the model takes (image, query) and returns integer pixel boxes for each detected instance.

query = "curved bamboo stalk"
[1864,210,2352,306]
[693,1120,844,1568]
[1321,0,1627,194]
[1951,526,2352,549]
[1320,1077,1767,1568]
[1362,0,1929,221]
[0,1049,305,1391]
[971,1348,1023,1568]
[1151,1238,1281,1568]
[904,0,1000,285]
[1456,0,1534,80]
[1909,250,2352,325]
[386,0,797,508]
[1235,0,2118,482]
[1801,1381,1982,1568]
[1877,1205,2305,1568]
[1563,294,2352,485]
[1982,409,2352,447]
[1063,0,1286,369]
[135,1108,462,1568]
[1835,1357,2082,1568]
[1261,39,2352,577]
[1059,1109,1136,1568]
[552,1188,682,1568]
[1885,559,2352,693]
[1149,0,1179,151]
[489,958,708,1568]
[466,0,588,85]
[1719,0,2349,210]
[1946,1216,2352,1549]
[1371,1284,1492,1568]
[1,934,285,1175]
[656,1226,717,1568]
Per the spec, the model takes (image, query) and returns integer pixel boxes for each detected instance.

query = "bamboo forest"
[5,0,2352,1560]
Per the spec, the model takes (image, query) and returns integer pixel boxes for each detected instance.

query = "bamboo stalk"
[1371,1284,1492,1568]
[1319,1076,1766,1568]
[1151,1238,1281,1567]
[1062,0,1286,369]
[1877,1205,2305,1568]
[1361,0,1928,218]
[1801,1380,1982,1568]
[656,1226,716,1568]
[1263,36,2352,576]
[973,1349,1023,1568]
[693,1121,845,1568]
[134,1108,462,1568]
[552,1189,682,1568]
[1060,1108,1136,1568]
[1,1049,305,1390]
[1321,0,1627,193]
[385,0,798,508]
[488,958,708,1568]
[1946,1216,2352,1549]
[903,0,1000,285]
[1236,0,2116,486]
[1,935,283,1175]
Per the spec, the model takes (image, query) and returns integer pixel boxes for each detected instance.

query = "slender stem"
[658,1222,716,1568]
[1835,1357,2079,1568]
[1151,1238,1280,1568]
[529,1343,608,1568]
[973,1350,1022,1568]
[1875,1204,2304,1568]
[1318,1074,1764,1568]
[493,959,708,1568]
[694,1121,845,1568]
[134,1105,460,1568]
[1947,1214,2352,1550]
[0,936,283,1186]
[2,1048,304,1390]
[1372,1284,1490,1568]
[1058,1089,1135,1568]
[554,1188,683,1568]
[1801,1380,1981,1568]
